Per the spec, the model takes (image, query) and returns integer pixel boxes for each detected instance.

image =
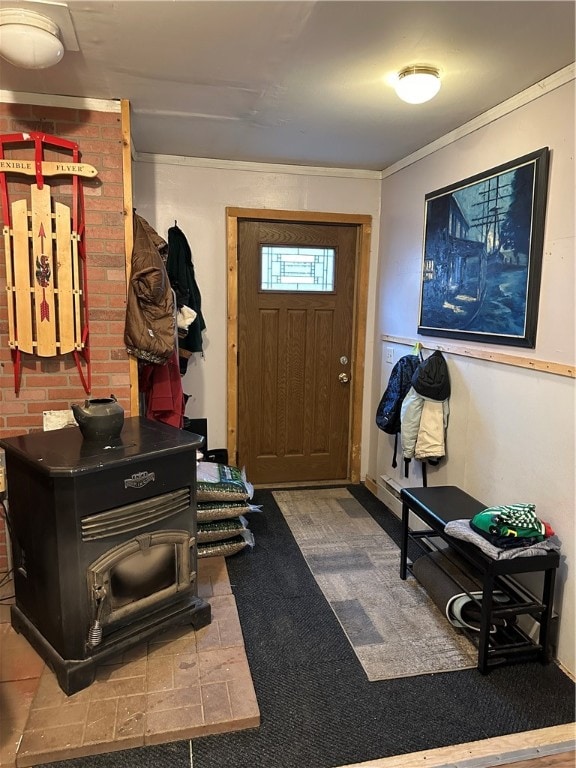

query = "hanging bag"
[376,353,422,468]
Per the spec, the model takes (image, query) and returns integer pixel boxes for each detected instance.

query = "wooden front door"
[237,219,358,483]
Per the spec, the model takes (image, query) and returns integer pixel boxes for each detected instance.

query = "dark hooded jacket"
[166,225,206,374]
[411,350,451,401]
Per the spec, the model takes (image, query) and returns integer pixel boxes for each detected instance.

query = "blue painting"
[418,148,549,348]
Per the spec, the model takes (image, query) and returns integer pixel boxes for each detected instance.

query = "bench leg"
[539,567,556,663]
[477,574,495,674]
[400,501,409,580]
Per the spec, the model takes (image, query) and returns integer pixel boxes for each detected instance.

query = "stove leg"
[56,660,97,696]
[10,605,97,695]
[190,598,211,630]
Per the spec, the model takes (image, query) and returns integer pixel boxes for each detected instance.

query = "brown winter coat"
[124,213,175,364]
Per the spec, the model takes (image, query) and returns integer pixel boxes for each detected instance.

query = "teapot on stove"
[71,395,125,442]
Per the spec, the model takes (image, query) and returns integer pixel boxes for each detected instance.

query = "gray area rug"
[273,486,477,680]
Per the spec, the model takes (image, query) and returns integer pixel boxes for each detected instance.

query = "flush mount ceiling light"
[394,66,441,104]
[0,7,65,69]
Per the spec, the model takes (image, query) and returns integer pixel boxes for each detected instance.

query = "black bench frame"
[399,485,560,673]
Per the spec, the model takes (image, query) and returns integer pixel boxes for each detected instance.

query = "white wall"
[371,81,575,673]
[133,161,381,469]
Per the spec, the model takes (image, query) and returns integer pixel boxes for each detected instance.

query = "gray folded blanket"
[444,519,561,559]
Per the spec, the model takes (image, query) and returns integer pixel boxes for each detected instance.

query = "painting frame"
[417,147,550,348]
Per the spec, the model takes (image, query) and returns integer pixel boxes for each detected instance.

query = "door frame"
[226,207,372,484]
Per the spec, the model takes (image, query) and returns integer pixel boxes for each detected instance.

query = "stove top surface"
[0,417,202,476]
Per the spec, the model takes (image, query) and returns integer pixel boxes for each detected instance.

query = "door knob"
[338,372,349,383]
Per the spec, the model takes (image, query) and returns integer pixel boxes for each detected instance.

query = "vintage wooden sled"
[0,132,98,394]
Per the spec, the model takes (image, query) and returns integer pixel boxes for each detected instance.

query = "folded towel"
[444,519,561,560]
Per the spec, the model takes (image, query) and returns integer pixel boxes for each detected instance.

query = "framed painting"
[417,147,550,348]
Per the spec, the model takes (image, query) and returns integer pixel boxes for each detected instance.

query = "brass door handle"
[338,372,349,383]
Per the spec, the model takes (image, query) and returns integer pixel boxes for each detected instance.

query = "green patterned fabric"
[471,504,545,540]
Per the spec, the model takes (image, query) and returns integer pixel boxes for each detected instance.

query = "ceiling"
[1,1,575,171]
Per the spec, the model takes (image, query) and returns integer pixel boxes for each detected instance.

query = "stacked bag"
[195,462,258,558]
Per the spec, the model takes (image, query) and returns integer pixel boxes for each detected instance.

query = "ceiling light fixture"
[0,8,65,69]
[394,66,441,104]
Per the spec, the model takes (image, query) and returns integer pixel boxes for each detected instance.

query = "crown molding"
[0,90,121,112]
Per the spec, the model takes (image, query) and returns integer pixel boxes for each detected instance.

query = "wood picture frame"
[417,147,550,348]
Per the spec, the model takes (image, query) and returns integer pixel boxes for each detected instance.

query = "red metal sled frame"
[0,132,91,395]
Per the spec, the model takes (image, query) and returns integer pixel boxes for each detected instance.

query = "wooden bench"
[399,485,560,673]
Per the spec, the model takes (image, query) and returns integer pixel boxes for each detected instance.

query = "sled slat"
[31,184,57,357]
[71,233,84,350]
[3,223,17,352]
[54,201,75,353]
[10,199,34,354]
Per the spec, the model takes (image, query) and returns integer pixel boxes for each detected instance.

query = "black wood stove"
[0,416,211,695]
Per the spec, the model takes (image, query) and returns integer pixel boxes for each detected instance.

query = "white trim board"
[134,152,381,180]
[0,91,121,113]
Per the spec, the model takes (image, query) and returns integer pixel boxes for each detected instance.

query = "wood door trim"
[226,207,372,483]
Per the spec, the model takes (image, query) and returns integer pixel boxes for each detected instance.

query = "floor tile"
[0,677,38,768]
[0,558,260,767]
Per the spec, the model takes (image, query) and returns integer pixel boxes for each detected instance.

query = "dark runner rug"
[39,484,575,768]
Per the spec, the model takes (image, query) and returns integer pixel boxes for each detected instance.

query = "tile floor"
[0,557,260,768]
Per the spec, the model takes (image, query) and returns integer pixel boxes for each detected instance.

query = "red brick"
[11,118,56,134]
[101,126,124,140]
[106,266,126,286]
[87,294,111,309]
[92,279,128,294]
[23,375,70,388]
[89,110,122,125]
[109,295,128,309]
[31,105,79,122]
[93,306,125,319]
[6,415,46,427]
[0,103,33,118]
[98,167,125,184]
[54,122,104,138]
[27,401,73,414]
[101,154,123,170]
[1,428,29,438]
[4,389,47,402]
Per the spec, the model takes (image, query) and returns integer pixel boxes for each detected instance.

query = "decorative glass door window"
[261,245,335,292]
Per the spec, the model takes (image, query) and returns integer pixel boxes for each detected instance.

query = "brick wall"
[0,100,131,572]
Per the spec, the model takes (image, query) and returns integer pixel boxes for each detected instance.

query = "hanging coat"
[124,213,175,364]
[166,225,206,373]
[400,350,450,474]
[139,349,185,429]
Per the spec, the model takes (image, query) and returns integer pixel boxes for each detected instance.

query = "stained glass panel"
[261,245,335,292]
